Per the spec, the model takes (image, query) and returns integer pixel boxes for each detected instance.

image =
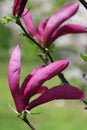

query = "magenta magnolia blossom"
[22,2,87,47]
[12,0,28,16]
[8,45,84,113]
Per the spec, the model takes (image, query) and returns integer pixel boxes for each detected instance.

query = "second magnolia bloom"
[22,2,87,47]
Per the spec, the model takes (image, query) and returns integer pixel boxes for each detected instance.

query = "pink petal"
[8,45,24,113]
[43,2,79,47]
[51,24,87,43]
[37,86,48,94]
[36,18,49,43]
[8,45,20,96]
[21,66,43,93]
[28,85,84,110]
[23,60,69,104]
[22,8,36,37]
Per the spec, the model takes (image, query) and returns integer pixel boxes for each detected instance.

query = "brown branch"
[79,0,87,9]
[22,116,36,130]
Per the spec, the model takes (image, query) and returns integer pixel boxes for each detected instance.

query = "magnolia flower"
[12,0,28,16]
[8,45,84,113]
[22,2,87,47]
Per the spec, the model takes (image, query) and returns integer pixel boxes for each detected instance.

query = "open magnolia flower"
[22,2,87,47]
[12,0,28,16]
[8,45,84,113]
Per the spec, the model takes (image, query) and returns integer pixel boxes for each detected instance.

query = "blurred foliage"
[80,53,87,62]
[0,0,3,2]
[0,23,12,49]
[0,23,13,61]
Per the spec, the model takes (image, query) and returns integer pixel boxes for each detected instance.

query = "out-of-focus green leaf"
[1,16,16,24]
[80,52,87,62]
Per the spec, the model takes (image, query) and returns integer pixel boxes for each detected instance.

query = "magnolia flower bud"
[12,0,28,16]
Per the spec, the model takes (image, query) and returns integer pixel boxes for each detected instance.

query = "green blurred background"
[1,0,87,130]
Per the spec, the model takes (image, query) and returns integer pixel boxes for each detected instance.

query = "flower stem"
[22,115,36,130]
[17,20,69,84]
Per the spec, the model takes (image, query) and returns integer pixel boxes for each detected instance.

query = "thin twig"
[58,73,69,84]
[79,0,87,9]
[38,53,50,64]
[22,115,36,130]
